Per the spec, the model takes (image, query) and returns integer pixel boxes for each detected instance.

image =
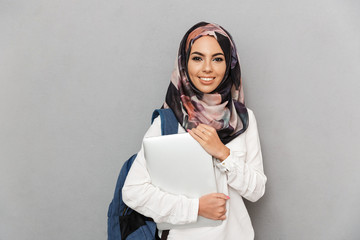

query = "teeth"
[200,77,215,81]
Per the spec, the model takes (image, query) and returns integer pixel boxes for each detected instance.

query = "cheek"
[216,64,226,78]
[188,65,199,78]
[187,63,192,73]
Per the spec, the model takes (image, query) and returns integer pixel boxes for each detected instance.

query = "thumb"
[215,193,230,200]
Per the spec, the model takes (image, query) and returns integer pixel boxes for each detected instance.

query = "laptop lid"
[143,132,222,230]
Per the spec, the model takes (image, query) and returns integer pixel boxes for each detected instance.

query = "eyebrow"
[191,51,224,57]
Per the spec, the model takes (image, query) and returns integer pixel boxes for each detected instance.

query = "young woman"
[122,22,267,240]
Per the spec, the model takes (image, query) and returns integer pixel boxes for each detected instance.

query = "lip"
[198,77,216,85]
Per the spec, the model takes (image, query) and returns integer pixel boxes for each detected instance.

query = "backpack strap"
[151,109,178,135]
[108,109,177,240]
[161,230,170,240]
[152,109,177,239]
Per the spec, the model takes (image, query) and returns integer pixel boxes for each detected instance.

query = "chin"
[198,87,216,94]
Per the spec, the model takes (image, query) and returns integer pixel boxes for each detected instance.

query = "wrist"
[218,147,230,162]
[198,197,203,216]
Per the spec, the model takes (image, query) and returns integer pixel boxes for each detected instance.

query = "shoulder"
[244,107,260,137]
[144,116,162,138]
[151,112,184,135]
[246,108,257,125]
[144,114,183,138]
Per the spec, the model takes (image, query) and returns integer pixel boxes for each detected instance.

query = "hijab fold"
[164,22,248,144]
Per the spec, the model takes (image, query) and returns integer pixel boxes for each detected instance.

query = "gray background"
[1,0,359,239]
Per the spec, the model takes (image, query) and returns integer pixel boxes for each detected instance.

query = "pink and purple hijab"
[164,22,249,144]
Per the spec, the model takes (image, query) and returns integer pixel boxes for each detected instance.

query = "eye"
[213,57,224,62]
[191,56,202,61]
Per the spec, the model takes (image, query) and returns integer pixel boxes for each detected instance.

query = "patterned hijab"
[164,22,249,144]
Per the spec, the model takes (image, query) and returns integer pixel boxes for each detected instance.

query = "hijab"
[164,22,249,144]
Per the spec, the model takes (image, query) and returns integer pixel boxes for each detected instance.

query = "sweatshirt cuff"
[214,150,246,173]
[188,198,199,223]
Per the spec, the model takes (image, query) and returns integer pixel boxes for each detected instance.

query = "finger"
[197,125,219,140]
[218,214,226,220]
[195,125,207,135]
[215,193,230,200]
[196,125,214,137]
[219,208,227,216]
[191,128,209,141]
[193,125,207,135]
[198,124,216,132]
[188,129,206,145]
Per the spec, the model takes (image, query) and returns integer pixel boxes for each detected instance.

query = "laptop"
[143,132,222,230]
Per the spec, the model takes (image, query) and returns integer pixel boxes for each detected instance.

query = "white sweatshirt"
[122,108,267,240]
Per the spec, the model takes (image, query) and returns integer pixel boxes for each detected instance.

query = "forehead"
[190,36,223,54]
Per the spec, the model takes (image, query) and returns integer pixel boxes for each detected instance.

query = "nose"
[202,60,212,73]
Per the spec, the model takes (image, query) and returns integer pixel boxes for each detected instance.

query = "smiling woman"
[187,36,226,94]
[121,22,267,240]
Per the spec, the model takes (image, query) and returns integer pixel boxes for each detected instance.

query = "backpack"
[107,109,178,240]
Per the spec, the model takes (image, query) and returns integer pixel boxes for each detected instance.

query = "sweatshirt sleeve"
[122,116,199,225]
[214,109,267,202]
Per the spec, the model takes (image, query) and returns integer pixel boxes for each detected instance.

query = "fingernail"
[226,195,230,199]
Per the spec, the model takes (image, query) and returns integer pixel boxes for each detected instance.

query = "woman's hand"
[188,124,230,161]
[198,193,229,220]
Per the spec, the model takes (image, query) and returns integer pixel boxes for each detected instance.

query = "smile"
[199,77,215,82]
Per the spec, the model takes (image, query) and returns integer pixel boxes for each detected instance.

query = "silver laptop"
[143,132,222,230]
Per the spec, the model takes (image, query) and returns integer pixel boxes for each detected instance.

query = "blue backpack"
[107,109,178,240]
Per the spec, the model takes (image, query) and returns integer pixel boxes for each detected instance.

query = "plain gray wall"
[1,0,359,239]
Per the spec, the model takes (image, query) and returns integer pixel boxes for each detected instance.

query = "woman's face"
[187,36,226,93]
